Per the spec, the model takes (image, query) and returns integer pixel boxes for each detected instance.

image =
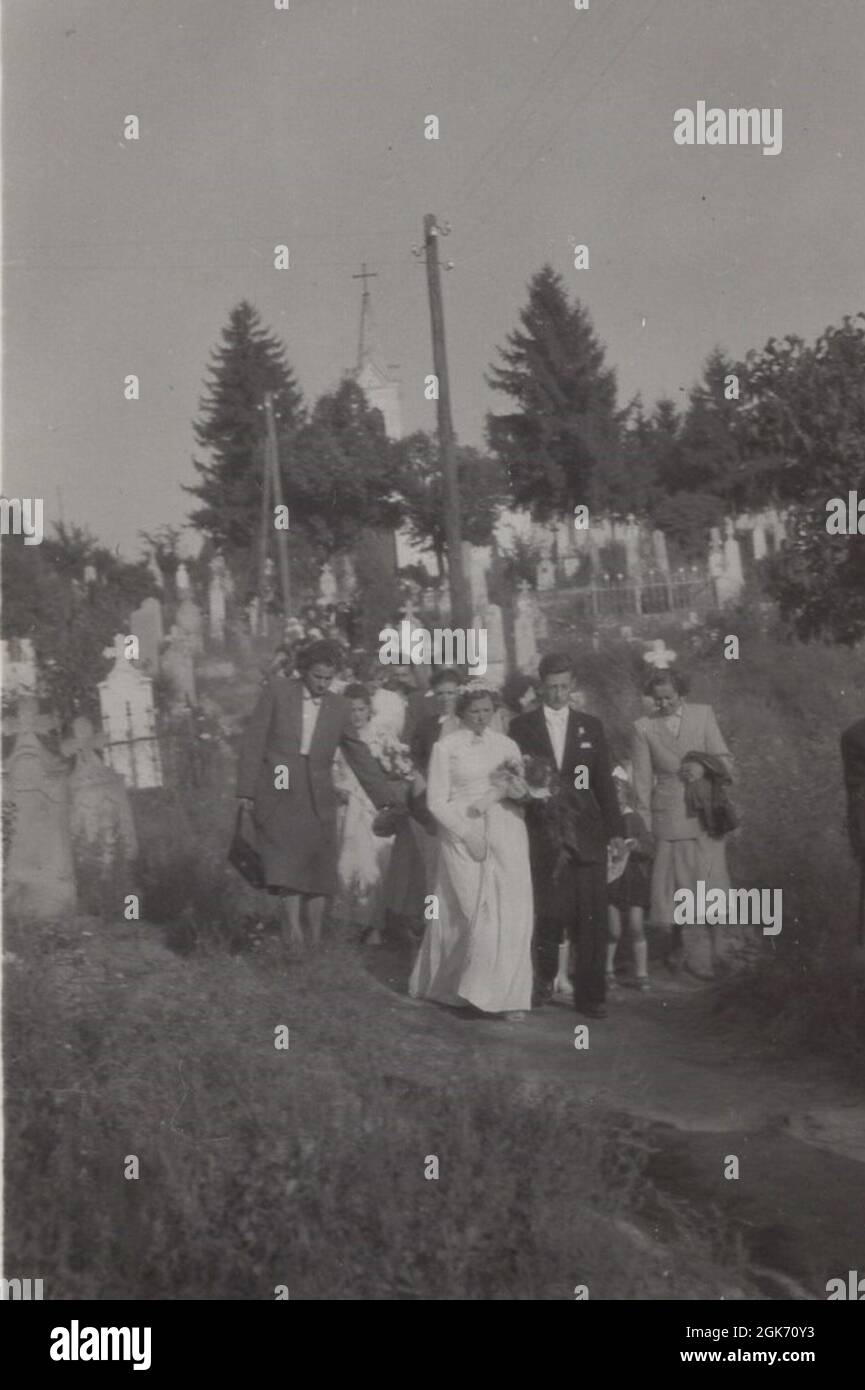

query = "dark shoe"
[532,983,554,1008]
[574,1000,607,1019]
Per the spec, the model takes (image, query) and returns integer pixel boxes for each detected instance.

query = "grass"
[3,920,750,1300]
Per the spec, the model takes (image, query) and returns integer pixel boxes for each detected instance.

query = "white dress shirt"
[543,704,570,769]
[300,688,323,754]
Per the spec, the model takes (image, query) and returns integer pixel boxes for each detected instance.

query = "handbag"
[228,804,266,888]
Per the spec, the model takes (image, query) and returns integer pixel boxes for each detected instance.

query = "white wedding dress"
[409,726,534,1013]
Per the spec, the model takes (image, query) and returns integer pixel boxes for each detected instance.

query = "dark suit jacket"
[841,716,865,857]
[509,706,623,872]
[236,677,391,823]
[410,710,443,774]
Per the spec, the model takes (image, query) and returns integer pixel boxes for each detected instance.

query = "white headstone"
[651,529,670,574]
[147,552,164,588]
[208,557,228,646]
[130,596,164,674]
[98,635,163,788]
[319,562,339,605]
[176,596,204,655]
[163,626,197,707]
[176,562,191,593]
[475,601,506,686]
[514,582,540,674]
[1,637,38,697]
[718,518,745,605]
[752,516,767,561]
[623,515,642,576]
[3,698,77,919]
[62,716,138,864]
[643,639,677,670]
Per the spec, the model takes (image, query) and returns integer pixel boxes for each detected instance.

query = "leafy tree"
[288,377,404,558]
[1,525,155,723]
[673,347,744,501]
[740,315,865,641]
[139,524,183,591]
[394,431,506,576]
[185,301,304,557]
[485,265,620,520]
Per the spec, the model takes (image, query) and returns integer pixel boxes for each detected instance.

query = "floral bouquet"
[468,753,556,817]
[368,730,415,837]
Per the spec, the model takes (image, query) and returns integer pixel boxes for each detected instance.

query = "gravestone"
[163,626,197,707]
[475,601,506,686]
[562,555,580,579]
[752,516,767,561]
[651,529,670,573]
[62,716,138,864]
[536,558,555,591]
[176,596,204,655]
[98,635,163,788]
[130,596,164,674]
[513,581,540,673]
[643,639,677,671]
[623,515,642,576]
[715,518,745,607]
[147,551,164,589]
[319,562,338,605]
[4,697,77,919]
[465,544,491,616]
[208,556,228,647]
[175,562,191,594]
[1,637,38,696]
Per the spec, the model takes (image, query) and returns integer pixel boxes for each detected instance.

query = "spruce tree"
[185,301,303,556]
[485,265,619,519]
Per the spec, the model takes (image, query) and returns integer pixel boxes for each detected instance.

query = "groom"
[510,652,625,1018]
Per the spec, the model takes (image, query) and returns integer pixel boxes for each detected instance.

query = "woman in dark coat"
[236,640,392,954]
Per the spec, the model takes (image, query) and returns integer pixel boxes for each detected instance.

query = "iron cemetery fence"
[570,568,715,619]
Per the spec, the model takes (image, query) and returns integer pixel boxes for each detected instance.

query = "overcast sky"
[4,0,864,554]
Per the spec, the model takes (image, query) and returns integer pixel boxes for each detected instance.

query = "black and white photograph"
[2,0,865,1341]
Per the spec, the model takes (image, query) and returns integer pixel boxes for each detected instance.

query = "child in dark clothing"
[606,765,654,990]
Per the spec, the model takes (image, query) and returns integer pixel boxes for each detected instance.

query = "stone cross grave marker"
[98,635,163,788]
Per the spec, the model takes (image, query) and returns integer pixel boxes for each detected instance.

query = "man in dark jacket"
[510,651,624,1017]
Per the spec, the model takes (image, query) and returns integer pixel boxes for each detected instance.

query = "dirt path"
[365,945,865,1299]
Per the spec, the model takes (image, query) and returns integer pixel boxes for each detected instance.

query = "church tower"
[351,264,403,439]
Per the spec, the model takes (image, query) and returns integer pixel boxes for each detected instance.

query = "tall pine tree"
[185,301,304,557]
[485,265,619,520]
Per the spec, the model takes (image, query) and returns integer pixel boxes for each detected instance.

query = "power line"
[457,0,669,247]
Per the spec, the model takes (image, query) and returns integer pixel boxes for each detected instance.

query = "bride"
[409,684,534,1018]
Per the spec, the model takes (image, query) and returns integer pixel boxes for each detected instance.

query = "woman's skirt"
[256,757,337,896]
[650,834,730,927]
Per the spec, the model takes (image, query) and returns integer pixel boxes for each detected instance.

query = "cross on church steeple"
[352,262,378,371]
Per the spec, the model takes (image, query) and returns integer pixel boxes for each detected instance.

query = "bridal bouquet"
[469,753,556,816]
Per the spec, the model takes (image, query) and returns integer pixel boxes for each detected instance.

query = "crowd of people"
[236,632,737,1021]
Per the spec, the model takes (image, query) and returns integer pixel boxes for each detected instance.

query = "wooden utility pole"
[422,213,471,630]
[257,435,271,607]
[263,392,291,617]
